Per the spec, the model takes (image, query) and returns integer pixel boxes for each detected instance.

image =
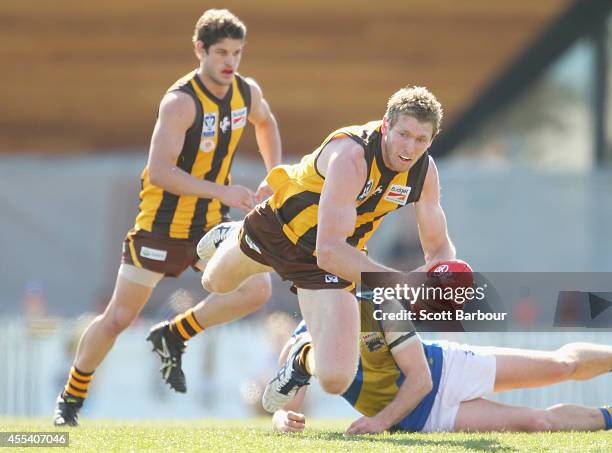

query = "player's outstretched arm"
[346,335,432,435]
[413,156,456,270]
[147,91,256,211]
[316,139,398,283]
[246,78,282,202]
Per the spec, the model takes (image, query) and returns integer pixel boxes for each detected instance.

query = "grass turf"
[1,417,609,452]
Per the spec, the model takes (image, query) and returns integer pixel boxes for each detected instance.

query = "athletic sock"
[293,342,313,376]
[168,308,204,342]
[599,406,612,430]
[63,366,93,400]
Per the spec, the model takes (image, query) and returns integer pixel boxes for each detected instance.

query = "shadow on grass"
[315,432,516,452]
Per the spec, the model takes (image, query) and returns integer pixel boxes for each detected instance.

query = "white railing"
[1,319,611,418]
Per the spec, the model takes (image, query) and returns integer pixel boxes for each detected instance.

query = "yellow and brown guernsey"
[266,121,429,254]
[135,71,251,240]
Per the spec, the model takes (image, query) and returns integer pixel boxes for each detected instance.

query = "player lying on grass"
[271,309,612,434]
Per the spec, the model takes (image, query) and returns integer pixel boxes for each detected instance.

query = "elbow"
[264,113,279,130]
[148,165,166,187]
[255,115,277,135]
[316,242,336,271]
[407,368,433,397]
[420,372,433,395]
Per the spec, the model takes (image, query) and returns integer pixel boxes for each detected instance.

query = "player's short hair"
[386,86,443,137]
[192,9,246,50]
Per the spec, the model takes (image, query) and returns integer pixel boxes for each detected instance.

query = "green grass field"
[1,417,609,452]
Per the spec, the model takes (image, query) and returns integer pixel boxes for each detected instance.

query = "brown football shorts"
[239,202,354,291]
[122,228,206,277]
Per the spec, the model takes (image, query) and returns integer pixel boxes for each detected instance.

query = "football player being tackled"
[271,300,612,434]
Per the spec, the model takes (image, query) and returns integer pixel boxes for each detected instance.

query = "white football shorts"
[422,341,496,432]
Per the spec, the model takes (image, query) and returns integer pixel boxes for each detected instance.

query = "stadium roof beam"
[431,0,611,164]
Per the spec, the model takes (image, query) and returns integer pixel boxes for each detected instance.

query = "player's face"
[199,38,244,86]
[381,114,434,172]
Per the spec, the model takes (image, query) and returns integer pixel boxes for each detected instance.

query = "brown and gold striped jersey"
[135,70,251,240]
[266,121,429,254]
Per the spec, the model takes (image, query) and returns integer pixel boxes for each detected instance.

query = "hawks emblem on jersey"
[357,179,374,201]
[220,116,231,134]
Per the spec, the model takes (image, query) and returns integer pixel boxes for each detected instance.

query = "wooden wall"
[0,0,569,156]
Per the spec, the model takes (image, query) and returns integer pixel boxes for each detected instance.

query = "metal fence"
[2,319,611,419]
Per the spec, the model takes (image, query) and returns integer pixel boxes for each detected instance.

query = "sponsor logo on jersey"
[362,332,385,352]
[373,185,384,195]
[231,107,247,130]
[357,179,374,201]
[384,184,412,205]
[202,113,217,138]
[140,246,168,261]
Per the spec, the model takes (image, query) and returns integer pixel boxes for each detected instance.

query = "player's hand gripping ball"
[412,259,475,313]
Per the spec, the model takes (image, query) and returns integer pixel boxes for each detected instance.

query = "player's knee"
[102,306,137,336]
[201,258,225,292]
[319,377,350,395]
[201,272,215,293]
[318,370,354,395]
[551,357,577,381]
[556,344,580,378]
[201,272,233,294]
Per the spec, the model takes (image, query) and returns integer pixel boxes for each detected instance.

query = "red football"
[412,259,475,313]
[428,260,474,289]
